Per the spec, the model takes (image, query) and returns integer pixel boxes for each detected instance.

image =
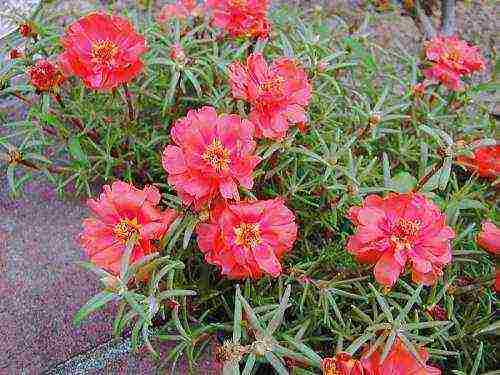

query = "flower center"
[234,223,261,250]
[91,40,119,63]
[391,218,421,251]
[259,76,285,94]
[228,0,246,6]
[113,218,141,243]
[202,139,231,172]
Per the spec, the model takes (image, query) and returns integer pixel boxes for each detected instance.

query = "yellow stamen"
[91,40,119,63]
[202,139,231,172]
[113,218,141,243]
[234,223,261,250]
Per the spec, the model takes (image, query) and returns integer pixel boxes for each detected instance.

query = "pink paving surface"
[0,181,156,374]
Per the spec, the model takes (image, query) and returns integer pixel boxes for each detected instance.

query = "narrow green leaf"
[73,291,115,326]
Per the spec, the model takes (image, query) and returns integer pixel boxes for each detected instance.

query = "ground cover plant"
[0,0,498,374]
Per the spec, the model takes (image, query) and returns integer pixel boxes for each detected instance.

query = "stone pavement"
[0,181,157,374]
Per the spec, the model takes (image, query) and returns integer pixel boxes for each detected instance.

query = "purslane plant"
[0,0,498,373]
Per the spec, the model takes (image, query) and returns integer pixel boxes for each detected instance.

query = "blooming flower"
[207,0,271,39]
[195,198,297,279]
[27,59,65,92]
[423,35,485,91]
[477,221,500,255]
[228,53,312,140]
[162,106,261,209]
[322,353,363,375]
[361,338,441,375]
[79,181,178,275]
[347,193,454,287]
[59,12,147,90]
[157,0,203,23]
[456,145,500,179]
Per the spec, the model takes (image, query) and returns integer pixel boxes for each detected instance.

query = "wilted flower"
[228,53,312,140]
[79,181,178,275]
[9,48,23,60]
[322,353,363,375]
[59,12,147,90]
[456,145,500,179]
[162,106,261,209]
[207,0,270,39]
[157,0,203,23]
[170,43,187,63]
[196,198,297,279]
[347,193,454,287]
[423,35,485,91]
[427,305,447,321]
[361,338,441,374]
[477,221,500,255]
[27,59,65,92]
[19,22,37,38]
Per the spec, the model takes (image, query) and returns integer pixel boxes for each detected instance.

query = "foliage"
[0,1,498,374]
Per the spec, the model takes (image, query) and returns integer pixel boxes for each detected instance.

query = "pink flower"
[207,0,270,39]
[162,106,261,209]
[228,53,312,140]
[347,193,454,287]
[477,221,500,255]
[79,181,178,275]
[58,12,147,90]
[361,338,441,375]
[157,0,203,22]
[196,198,297,279]
[423,35,485,91]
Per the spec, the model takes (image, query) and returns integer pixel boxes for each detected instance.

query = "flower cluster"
[322,339,441,375]
[423,35,485,91]
[347,193,454,287]
[456,145,500,179]
[207,0,271,39]
[229,53,312,140]
[79,181,177,275]
[59,12,147,90]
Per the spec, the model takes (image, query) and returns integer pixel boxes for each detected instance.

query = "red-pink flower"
[59,12,147,90]
[477,221,500,255]
[196,198,297,279]
[157,0,203,23]
[27,59,65,92]
[456,145,500,179]
[361,338,441,375]
[79,181,178,275]
[228,53,312,140]
[347,193,454,287]
[162,106,261,209]
[207,0,270,39]
[423,35,485,91]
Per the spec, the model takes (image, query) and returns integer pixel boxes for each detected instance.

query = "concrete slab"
[0,181,156,374]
